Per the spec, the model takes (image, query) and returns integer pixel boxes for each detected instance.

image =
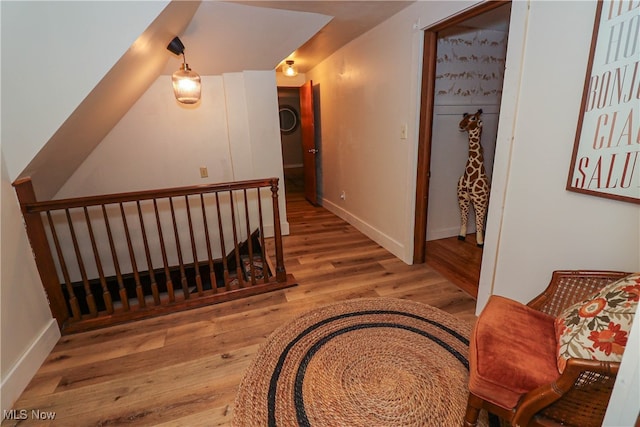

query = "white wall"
[0,153,60,415]
[243,71,288,189]
[1,1,170,183]
[54,71,287,282]
[478,1,640,309]
[57,71,286,215]
[55,71,288,221]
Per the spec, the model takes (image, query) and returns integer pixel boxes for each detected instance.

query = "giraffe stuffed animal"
[457,109,490,247]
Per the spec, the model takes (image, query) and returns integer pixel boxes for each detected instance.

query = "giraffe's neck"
[465,128,486,176]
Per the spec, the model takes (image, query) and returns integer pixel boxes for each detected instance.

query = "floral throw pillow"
[554,273,640,373]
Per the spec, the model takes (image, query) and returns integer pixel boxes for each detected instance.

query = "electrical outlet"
[199,167,208,178]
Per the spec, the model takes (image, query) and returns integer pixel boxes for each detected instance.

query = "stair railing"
[13,177,294,334]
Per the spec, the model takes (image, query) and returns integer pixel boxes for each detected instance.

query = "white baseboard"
[426,227,460,241]
[263,221,290,238]
[1,320,60,415]
[322,198,405,261]
[426,225,477,241]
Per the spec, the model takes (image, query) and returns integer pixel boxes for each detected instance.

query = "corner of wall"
[322,197,406,262]
[0,320,60,415]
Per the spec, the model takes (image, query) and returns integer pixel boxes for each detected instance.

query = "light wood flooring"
[4,192,480,426]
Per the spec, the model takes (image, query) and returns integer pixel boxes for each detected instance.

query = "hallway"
[5,190,478,426]
[284,168,482,299]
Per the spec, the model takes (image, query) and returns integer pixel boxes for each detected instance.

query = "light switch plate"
[400,124,408,140]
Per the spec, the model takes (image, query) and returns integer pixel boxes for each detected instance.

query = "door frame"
[412,0,511,264]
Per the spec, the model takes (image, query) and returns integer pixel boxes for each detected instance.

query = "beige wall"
[307,0,639,303]
[306,2,453,261]
[56,76,232,197]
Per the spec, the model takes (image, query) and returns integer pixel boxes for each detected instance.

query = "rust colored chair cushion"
[554,272,640,373]
[468,295,560,409]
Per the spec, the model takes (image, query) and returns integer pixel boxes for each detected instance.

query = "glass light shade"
[282,61,298,77]
[172,63,201,104]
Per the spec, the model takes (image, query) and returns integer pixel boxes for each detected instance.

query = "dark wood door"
[300,80,318,205]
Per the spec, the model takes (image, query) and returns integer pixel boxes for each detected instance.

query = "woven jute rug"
[233,298,488,426]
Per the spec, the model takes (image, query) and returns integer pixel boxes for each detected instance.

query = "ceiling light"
[166,36,201,104]
[282,60,298,77]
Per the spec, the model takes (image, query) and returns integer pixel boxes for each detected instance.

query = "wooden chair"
[464,270,631,427]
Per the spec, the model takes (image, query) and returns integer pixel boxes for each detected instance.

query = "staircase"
[14,177,296,334]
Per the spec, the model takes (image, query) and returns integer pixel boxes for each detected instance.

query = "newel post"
[13,178,68,329]
[270,178,287,282]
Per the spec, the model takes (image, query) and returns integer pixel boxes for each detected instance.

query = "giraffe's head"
[459,109,483,132]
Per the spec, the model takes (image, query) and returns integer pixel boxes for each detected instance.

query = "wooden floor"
[426,234,482,298]
[4,192,480,426]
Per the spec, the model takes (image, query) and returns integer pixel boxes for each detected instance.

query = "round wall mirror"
[279,105,299,134]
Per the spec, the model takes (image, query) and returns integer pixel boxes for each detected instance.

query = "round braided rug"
[233,298,488,427]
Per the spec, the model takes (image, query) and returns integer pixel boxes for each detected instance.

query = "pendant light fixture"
[282,60,298,77]
[166,36,201,104]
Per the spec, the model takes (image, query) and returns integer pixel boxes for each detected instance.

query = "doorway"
[277,87,305,196]
[277,82,320,206]
[414,1,511,296]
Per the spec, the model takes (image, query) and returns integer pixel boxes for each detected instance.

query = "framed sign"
[566,0,639,204]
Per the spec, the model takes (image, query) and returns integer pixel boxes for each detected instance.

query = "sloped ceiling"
[12,0,414,200]
[171,1,415,75]
[14,1,201,200]
[162,1,333,75]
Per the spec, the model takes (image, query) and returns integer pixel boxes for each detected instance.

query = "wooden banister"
[13,178,69,328]
[22,179,277,212]
[271,180,286,282]
[13,176,296,333]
